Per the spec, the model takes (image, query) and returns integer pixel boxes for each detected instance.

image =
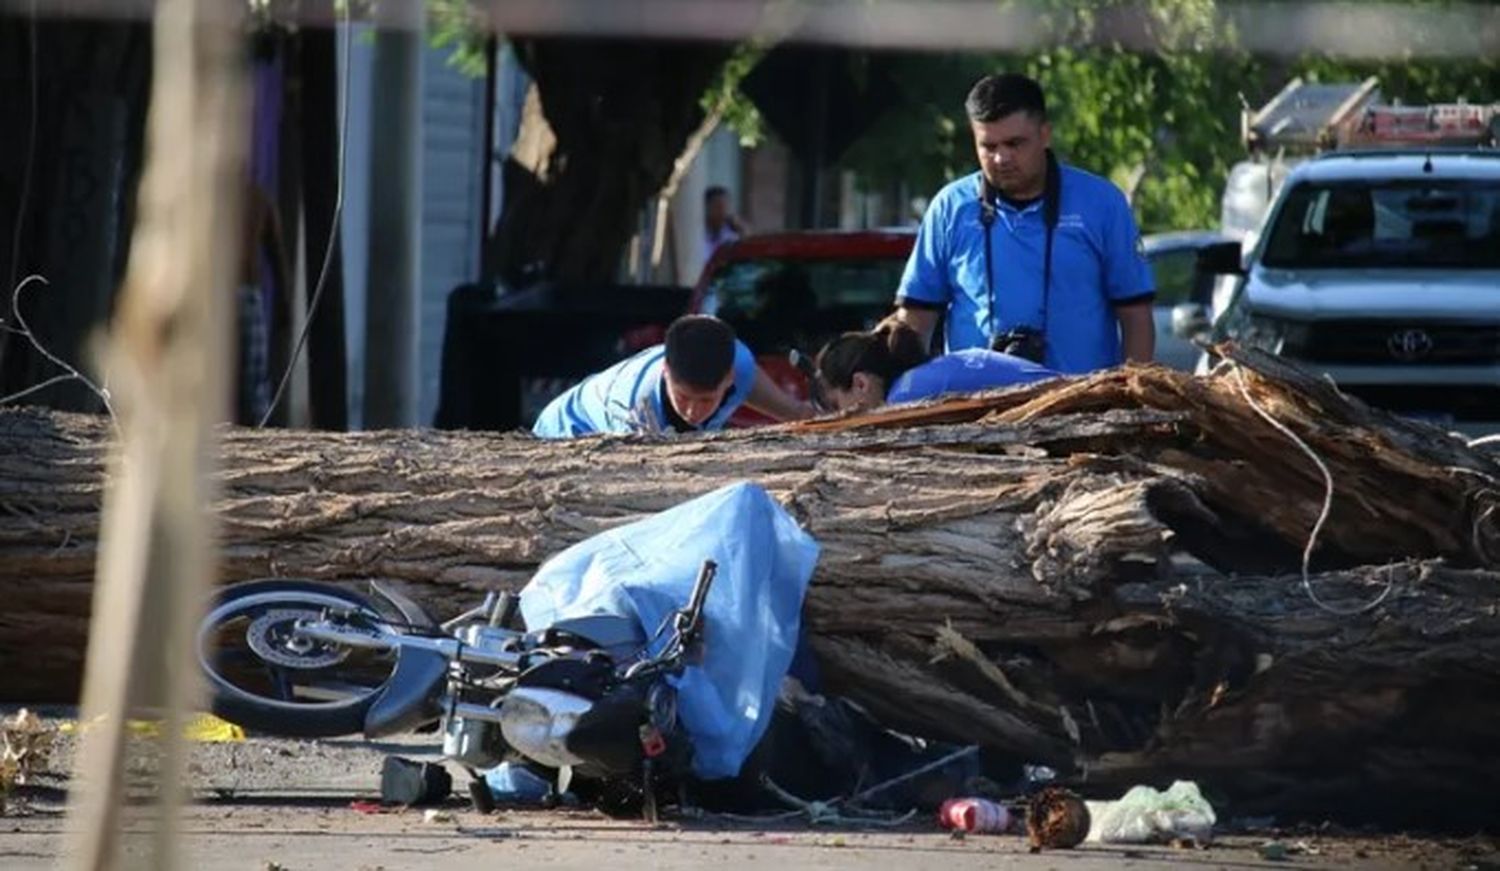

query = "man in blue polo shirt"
[888,73,1155,373]
[533,315,812,438]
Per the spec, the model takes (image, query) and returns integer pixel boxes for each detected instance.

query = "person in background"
[533,315,813,438]
[884,73,1155,372]
[703,185,747,266]
[815,322,1058,413]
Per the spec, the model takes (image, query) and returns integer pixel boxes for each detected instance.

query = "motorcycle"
[196,559,720,819]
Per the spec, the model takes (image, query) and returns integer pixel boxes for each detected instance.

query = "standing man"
[703,185,747,267]
[533,315,812,438]
[887,73,1155,373]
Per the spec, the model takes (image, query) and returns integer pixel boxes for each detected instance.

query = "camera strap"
[978,150,1061,343]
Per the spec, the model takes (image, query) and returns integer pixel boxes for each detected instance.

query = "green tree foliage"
[426,0,490,75]
[841,0,1251,232]
[703,43,767,146]
[839,0,1498,233]
[409,0,1500,235]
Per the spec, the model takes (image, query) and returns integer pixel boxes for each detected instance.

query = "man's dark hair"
[965,73,1047,123]
[664,315,737,390]
[704,185,730,205]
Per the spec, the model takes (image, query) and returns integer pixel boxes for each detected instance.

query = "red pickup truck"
[683,229,916,423]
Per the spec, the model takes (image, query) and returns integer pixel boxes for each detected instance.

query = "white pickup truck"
[1189,149,1500,436]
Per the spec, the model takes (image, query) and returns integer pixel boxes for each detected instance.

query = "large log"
[4,347,1499,824]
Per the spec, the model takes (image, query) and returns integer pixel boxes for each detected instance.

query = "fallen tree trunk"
[3,347,1499,825]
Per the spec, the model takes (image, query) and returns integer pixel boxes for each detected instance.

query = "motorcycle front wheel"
[197,579,402,738]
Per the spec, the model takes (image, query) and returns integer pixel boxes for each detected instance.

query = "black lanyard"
[978,151,1061,341]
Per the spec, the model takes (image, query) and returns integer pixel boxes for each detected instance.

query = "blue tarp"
[519,481,819,779]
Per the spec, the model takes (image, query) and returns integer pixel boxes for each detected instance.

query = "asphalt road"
[1,708,1493,870]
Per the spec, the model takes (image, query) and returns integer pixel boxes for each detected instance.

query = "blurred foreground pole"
[62,0,244,867]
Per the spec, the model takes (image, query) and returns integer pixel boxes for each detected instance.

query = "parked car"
[1193,149,1500,435]
[1141,230,1236,371]
[690,230,916,424]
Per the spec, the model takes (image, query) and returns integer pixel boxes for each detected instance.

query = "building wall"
[668,125,746,286]
[340,27,487,429]
[416,48,486,427]
[742,134,791,233]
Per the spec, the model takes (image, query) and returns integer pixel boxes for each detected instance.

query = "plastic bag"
[520,481,819,780]
[483,761,552,804]
[1086,780,1216,844]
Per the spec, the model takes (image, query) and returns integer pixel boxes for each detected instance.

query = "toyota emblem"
[1387,328,1434,361]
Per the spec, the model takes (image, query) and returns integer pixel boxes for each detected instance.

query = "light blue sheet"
[518,482,819,779]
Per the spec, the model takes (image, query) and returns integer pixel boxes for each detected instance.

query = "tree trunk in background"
[0,18,152,411]
[296,26,349,431]
[3,348,1500,826]
[488,39,731,287]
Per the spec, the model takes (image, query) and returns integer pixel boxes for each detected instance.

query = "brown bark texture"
[3,346,1499,823]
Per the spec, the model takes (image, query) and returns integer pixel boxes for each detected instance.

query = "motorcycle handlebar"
[685,560,716,630]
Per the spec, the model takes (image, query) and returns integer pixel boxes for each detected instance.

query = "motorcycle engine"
[440,623,526,769]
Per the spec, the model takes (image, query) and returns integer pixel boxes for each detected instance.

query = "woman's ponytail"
[876,322,929,374]
[817,321,933,390]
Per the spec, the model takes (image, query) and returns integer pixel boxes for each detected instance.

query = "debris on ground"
[183,714,247,743]
[1025,786,1091,852]
[422,808,456,825]
[1,709,54,811]
[56,712,245,742]
[938,797,1012,834]
[380,756,452,806]
[482,761,551,805]
[1085,780,1216,845]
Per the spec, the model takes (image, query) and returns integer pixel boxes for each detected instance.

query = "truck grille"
[1297,321,1500,365]
[1336,384,1500,422]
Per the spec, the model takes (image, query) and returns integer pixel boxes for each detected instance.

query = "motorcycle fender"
[368,580,440,631]
[363,646,448,739]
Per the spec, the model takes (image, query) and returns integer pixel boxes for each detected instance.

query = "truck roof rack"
[1244,77,1381,154]
[1245,77,1499,154]
[1343,102,1500,149]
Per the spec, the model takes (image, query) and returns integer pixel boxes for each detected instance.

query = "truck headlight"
[1245,315,1310,354]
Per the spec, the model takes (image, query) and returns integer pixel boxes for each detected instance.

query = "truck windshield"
[702,257,906,352]
[1261,179,1500,269]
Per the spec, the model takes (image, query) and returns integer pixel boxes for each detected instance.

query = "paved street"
[1,715,1490,870]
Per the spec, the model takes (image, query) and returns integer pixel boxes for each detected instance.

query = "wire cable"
[259,4,352,427]
[1229,362,1394,616]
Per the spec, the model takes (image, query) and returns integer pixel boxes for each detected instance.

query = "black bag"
[380,755,453,806]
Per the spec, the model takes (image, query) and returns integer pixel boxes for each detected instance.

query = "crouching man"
[533,315,813,438]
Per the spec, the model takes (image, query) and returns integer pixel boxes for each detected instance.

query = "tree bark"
[4,347,1500,825]
[487,38,731,287]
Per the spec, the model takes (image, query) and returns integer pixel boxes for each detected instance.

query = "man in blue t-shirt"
[533,315,812,438]
[887,73,1155,374]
